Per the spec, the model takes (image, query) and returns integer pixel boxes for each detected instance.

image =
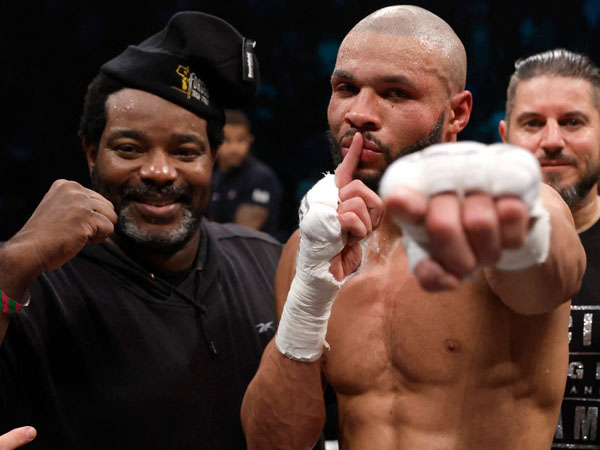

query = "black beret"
[100,11,259,125]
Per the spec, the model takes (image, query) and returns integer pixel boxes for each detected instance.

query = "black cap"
[100,11,259,125]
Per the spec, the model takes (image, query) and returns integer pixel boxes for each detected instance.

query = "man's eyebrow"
[514,111,540,121]
[106,129,147,141]
[170,133,207,150]
[330,69,354,81]
[515,110,590,121]
[331,70,417,89]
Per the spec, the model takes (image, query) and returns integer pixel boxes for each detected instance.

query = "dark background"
[2,0,599,241]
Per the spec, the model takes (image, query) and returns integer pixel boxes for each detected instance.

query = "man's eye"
[563,118,583,128]
[384,88,409,99]
[524,119,543,128]
[335,83,359,94]
[173,148,200,159]
[114,144,142,156]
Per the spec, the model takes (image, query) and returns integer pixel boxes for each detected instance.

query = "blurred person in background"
[208,109,282,238]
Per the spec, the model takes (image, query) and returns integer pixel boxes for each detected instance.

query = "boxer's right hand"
[4,180,117,287]
[331,133,384,280]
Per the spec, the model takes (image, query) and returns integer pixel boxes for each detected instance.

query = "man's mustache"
[121,183,192,204]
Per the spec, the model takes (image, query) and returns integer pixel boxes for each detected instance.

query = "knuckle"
[464,215,495,236]
[427,217,456,240]
[454,258,476,276]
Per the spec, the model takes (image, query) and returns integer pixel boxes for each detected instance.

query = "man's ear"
[447,90,473,137]
[498,120,508,143]
[82,136,97,174]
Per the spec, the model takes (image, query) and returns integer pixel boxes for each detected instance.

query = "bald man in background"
[242,5,585,449]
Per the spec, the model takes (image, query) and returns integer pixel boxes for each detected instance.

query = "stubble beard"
[327,113,445,192]
[90,167,203,253]
[544,162,600,207]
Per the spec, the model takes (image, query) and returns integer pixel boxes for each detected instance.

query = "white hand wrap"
[379,142,551,273]
[276,174,345,361]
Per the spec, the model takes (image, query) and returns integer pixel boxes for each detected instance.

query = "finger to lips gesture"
[334,132,385,247]
[329,133,384,281]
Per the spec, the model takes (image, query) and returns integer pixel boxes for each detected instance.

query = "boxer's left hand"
[380,142,546,291]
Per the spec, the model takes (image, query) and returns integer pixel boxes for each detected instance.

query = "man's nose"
[139,150,177,184]
[540,120,565,154]
[344,90,382,131]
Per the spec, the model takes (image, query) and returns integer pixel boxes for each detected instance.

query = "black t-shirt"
[553,219,600,448]
[208,155,282,237]
[0,220,281,450]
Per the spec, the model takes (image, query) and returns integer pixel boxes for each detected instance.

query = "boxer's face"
[327,32,450,190]
[501,75,600,206]
[217,123,254,171]
[85,88,214,251]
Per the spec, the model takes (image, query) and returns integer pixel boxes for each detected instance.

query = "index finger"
[0,427,36,450]
[335,132,363,188]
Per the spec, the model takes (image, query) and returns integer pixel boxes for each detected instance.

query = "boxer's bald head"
[327,5,472,191]
[342,5,467,94]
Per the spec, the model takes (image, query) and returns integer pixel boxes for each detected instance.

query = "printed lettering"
[586,386,594,395]
[173,65,209,105]
[584,313,594,346]
[569,314,573,344]
[574,406,598,440]
[569,362,585,379]
[246,52,254,79]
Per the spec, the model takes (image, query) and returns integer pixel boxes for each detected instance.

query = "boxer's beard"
[90,167,203,252]
[541,154,600,207]
[327,113,445,191]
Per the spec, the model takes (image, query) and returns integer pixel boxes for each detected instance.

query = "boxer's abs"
[334,388,562,450]
[324,257,570,449]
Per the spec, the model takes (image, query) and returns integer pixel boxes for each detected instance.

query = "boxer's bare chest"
[324,231,511,395]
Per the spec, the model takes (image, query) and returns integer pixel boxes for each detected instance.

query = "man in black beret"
[0,11,280,449]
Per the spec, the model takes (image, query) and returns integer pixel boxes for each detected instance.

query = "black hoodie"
[0,220,280,449]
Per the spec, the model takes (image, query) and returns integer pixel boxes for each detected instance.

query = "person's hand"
[275,132,384,361]
[0,426,36,449]
[12,179,117,275]
[380,142,546,291]
[387,188,529,291]
[330,133,385,280]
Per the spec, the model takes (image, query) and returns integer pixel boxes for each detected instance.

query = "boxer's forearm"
[241,340,326,450]
[486,185,585,315]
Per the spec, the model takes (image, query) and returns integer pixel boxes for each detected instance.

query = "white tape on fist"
[379,141,550,273]
[276,174,345,361]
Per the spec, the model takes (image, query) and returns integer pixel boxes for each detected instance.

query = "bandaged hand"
[276,133,384,361]
[379,142,550,290]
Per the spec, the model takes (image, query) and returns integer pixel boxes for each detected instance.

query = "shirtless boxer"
[241,5,585,450]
